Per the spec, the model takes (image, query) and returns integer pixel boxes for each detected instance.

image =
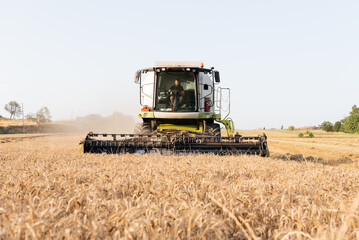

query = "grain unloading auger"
[81,62,269,156]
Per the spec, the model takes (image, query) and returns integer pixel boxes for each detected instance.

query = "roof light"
[186,68,191,71]
[200,63,204,68]
[161,68,166,71]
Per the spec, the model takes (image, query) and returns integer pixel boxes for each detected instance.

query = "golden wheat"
[0,134,358,239]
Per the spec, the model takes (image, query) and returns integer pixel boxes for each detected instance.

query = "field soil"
[0,132,358,239]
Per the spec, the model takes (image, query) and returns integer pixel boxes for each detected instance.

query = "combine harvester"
[81,62,269,156]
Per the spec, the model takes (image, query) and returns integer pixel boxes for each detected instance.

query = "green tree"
[320,121,333,132]
[26,107,52,129]
[342,105,359,133]
[333,121,342,132]
[350,104,359,115]
[25,113,37,122]
[35,107,51,126]
[4,101,22,119]
[288,125,294,131]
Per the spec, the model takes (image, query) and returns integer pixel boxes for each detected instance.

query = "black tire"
[134,122,152,134]
[206,123,221,137]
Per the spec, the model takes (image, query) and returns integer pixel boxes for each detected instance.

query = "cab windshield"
[155,71,197,112]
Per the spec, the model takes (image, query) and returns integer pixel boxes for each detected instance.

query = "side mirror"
[203,84,209,90]
[214,71,220,83]
[134,70,141,84]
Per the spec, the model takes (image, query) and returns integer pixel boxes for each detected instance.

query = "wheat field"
[0,133,359,239]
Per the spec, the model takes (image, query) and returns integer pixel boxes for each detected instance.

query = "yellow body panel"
[157,123,203,133]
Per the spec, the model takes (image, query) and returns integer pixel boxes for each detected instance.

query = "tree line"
[2,101,51,126]
[321,105,359,133]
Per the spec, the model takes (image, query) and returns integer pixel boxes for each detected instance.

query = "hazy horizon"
[1,1,358,129]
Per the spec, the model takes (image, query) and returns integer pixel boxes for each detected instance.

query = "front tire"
[134,122,152,134]
[206,123,221,137]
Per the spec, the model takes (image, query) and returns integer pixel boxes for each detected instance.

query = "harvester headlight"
[206,114,210,118]
[143,113,147,117]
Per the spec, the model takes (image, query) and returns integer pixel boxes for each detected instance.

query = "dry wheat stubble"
[0,135,358,239]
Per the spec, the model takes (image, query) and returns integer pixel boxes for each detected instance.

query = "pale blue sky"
[1,0,358,129]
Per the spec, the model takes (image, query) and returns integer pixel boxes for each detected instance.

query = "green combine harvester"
[82,62,269,156]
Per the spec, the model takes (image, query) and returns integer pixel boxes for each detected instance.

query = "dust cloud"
[0,112,136,134]
[71,112,135,134]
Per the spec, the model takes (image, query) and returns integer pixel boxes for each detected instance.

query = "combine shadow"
[272,153,354,166]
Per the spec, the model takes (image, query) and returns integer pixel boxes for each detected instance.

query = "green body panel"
[198,112,220,120]
[217,119,235,137]
[157,123,203,133]
[138,112,155,118]
[138,111,234,136]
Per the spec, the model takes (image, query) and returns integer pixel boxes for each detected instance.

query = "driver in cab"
[167,79,185,108]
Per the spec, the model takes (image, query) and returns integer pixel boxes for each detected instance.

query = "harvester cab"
[82,62,269,156]
[134,62,234,137]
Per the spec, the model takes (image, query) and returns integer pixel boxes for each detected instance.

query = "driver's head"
[174,79,180,86]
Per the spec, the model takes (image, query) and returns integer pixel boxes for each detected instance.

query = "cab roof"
[155,61,203,68]
[140,61,213,72]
